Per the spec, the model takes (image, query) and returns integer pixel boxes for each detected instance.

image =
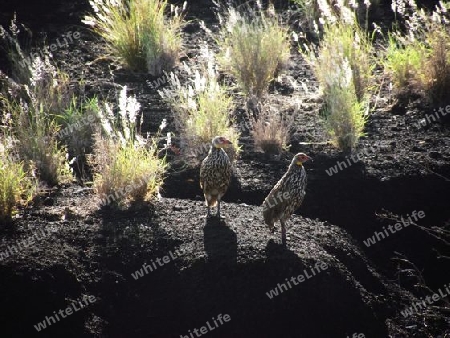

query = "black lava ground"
[1,1,450,337]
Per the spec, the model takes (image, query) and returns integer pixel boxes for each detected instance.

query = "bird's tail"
[205,194,218,207]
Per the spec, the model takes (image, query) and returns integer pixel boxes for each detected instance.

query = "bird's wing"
[263,177,289,222]
[199,158,207,189]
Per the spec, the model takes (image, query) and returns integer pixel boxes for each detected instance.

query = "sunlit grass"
[91,87,167,208]
[384,0,450,105]
[160,46,240,161]
[217,4,290,98]
[83,0,185,75]
[304,7,373,151]
[0,138,37,223]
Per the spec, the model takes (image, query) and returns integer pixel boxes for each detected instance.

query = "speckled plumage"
[262,153,309,245]
[200,137,232,217]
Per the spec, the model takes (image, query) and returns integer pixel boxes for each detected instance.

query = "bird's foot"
[216,213,226,219]
[281,228,287,246]
[203,211,213,219]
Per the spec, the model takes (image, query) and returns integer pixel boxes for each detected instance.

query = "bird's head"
[293,153,312,166]
[212,136,233,149]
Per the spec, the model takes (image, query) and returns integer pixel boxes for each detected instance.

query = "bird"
[262,153,311,246]
[200,136,233,218]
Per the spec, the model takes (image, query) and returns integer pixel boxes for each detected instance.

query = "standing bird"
[200,136,233,218]
[262,153,311,245]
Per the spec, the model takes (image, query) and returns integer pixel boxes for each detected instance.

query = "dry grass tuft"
[251,107,291,155]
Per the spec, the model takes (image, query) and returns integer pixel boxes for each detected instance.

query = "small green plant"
[91,86,166,208]
[0,137,37,223]
[55,97,100,177]
[83,0,185,75]
[384,34,427,90]
[217,4,290,98]
[160,46,240,161]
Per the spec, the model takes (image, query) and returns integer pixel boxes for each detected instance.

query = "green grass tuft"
[91,87,167,208]
[217,5,290,98]
[83,0,185,75]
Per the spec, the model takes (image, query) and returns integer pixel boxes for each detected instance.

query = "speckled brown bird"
[200,136,233,218]
[262,153,311,245]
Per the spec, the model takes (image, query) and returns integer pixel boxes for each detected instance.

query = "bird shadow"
[203,216,237,266]
[265,239,301,263]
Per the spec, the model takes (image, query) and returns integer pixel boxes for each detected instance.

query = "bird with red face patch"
[200,136,233,218]
[262,153,312,245]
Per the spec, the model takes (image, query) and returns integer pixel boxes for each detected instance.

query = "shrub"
[304,4,373,151]
[91,86,166,208]
[83,0,185,75]
[217,4,290,98]
[322,69,367,151]
[1,20,74,185]
[314,18,374,102]
[0,136,36,223]
[425,29,450,105]
[0,67,73,186]
[384,0,450,105]
[160,45,240,162]
[12,103,72,186]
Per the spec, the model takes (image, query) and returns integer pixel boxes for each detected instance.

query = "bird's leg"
[217,199,221,218]
[281,220,287,246]
[207,205,211,217]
